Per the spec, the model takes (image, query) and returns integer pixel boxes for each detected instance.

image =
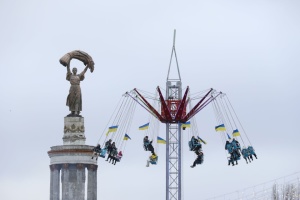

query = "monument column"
[61,164,70,200]
[76,164,86,200]
[87,164,98,200]
[50,164,61,200]
[48,50,97,200]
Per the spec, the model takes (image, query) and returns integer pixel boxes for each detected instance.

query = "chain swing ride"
[92,30,257,200]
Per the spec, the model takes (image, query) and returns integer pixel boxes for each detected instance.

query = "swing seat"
[188,141,193,151]
[150,156,158,165]
[247,146,255,154]
[189,141,201,151]
[241,149,250,158]
[150,161,157,165]
[99,148,107,158]
[225,143,234,154]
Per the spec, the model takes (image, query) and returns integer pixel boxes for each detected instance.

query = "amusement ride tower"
[133,30,215,200]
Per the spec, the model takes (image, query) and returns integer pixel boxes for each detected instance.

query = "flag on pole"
[123,133,131,140]
[157,136,166,144]
[232,129,240,137]
[181,121,191,129]
[106,125,118,136]
[215,124,226,131]
[139,123,149,130]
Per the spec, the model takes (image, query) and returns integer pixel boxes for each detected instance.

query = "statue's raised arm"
[60,50,95,117]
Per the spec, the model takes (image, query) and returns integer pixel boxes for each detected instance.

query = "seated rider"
[225,140,233,154]
[115,151,123,161]
[190,149,204,168]
[107,140,114,154]
[241,147,251,164]
[231,138,241,150]
[105,139,112,153]
[91,144,102,160]
[106,142,116,162]
[110,148,120,165]
[231,138,241,158]
[225,140,238,165]
[144,136,150,149]
[191,136,202,151]
[144,136,155,154]
[247,146,257,160]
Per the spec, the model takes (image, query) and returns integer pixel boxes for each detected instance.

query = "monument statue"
[59,50,95,116]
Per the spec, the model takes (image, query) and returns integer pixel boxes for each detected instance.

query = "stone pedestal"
[63,117,86,145]
[48,116,98,200]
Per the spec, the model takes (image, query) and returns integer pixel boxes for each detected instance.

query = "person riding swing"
[106,142,116,162]
[143,136,155,154]
[225,140,237,166]
[190,136,202,151]
[241,147,251,164]
[91,144,102,161]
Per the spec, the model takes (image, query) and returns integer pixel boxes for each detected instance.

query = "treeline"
[272,183,299,200]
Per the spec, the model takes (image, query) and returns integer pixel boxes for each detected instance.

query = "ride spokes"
[92,94,136,165]
[212,93,257,166]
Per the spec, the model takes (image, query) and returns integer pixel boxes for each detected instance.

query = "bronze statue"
[59,50,95,116]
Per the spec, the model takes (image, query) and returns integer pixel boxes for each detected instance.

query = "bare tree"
[272,183,299,200]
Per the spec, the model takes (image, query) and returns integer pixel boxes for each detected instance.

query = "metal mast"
[166,29,182,200]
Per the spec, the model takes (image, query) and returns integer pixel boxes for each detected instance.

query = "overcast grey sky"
[1,0,300,199]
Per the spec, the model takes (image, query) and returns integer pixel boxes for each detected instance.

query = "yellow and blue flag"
[232,129,240,137]
[139,123,149,130]
[157,136,166,144]
[215,124,226,132]
[106,125,118,136]
[197,136,207,144]
[181,121,191,128]
[124,133,131,140]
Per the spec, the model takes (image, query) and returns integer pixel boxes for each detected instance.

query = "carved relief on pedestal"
[64,124,85,133]
[62,134,86,143]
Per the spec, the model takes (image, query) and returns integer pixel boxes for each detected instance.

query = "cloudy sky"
[1,0,300,199]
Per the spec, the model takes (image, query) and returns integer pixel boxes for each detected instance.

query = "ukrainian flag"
[123,133,131,140]
[197,136,207,144]
[157,136,166,144]
[139,123,149,130]
[215,124,226,131]
[181,121,191,128]
[106,125,118,136]
[232,129,240,137]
